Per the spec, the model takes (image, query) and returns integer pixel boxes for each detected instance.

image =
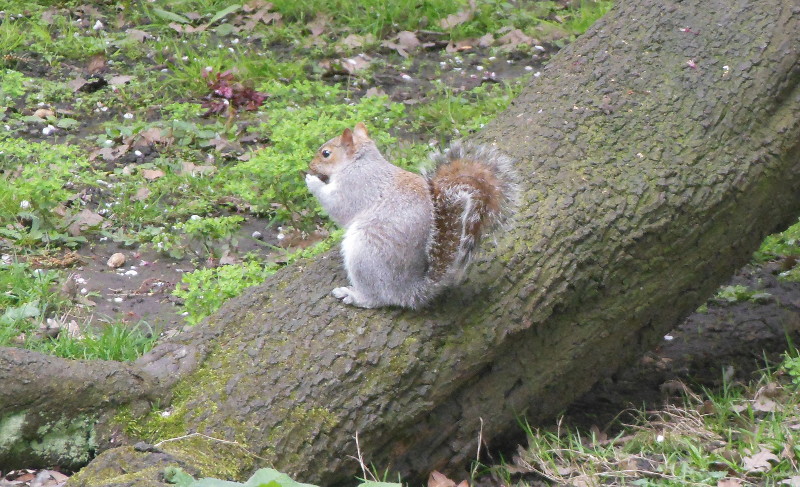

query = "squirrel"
[305,122,518,309]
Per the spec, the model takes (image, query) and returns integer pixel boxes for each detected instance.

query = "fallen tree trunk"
[2,0,799,484]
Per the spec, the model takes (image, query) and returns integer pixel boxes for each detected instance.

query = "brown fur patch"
[393,170,428,197]
[434,159,502,218]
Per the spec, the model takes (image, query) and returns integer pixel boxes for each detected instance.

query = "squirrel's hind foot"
[332,286,374,308]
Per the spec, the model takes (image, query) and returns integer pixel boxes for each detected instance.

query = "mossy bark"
[2,0,800,485]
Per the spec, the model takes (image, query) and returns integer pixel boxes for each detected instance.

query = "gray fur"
[307,138,517,309]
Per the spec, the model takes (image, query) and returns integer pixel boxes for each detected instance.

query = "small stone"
[107,252,126,268]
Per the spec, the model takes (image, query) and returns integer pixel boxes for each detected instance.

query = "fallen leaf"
[136,127,165,145]
[126,28,153,42]
[64,321,83,339]
[67,209,104,236]
[89,144,129,162]
[181,162,216,176]
[717,479,743,487]
[341,33,369,49]
[142,169,165,180]
[753,395,778,412]
[68,77,89,92]
[87,53,107,74]
[497,28,537,48]
[386,30,421,57]
[439,0,476,29]
[33,108,55,119]
[742,447,779,473]
[108,75,135,86]
[428,471,457,487]
[779,476,800,486]
[364,87,387,97]
[445,38,475,53]
[307,13,330,37]
[477,33,494,47]
[132,186,151,202]
[339,54,372,74]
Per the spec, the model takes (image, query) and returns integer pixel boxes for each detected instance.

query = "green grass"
[0,260,157,360]
[504,361,800,486]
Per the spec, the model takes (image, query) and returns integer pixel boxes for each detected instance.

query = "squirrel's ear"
[353,122,369,140]
[340,128,355,151]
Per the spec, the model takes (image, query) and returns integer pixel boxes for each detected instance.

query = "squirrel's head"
[309,122,371,183]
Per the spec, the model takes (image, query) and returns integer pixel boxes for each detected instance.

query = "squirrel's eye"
[321,149,331,158]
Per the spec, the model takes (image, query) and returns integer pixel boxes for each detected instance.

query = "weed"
[173,259,277,325]
[0,69,28,100]
[31,320,158,361]
[0,262,66,346]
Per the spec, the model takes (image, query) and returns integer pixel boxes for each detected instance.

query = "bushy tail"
[423,142,518,287]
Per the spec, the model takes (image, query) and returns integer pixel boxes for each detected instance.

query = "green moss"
[31,415,97,465]
[0,412,27,451]
[159,436,257,479]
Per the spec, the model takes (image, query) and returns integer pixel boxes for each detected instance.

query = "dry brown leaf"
[760,381,783,398]
[340,54,372,74]
[241,5,281,30]
[64,321,83,339]
[307,13,330,37]
[497,28,537,48]
[142,169,165,180]
[87,54,107,74]
[742,447,779,473]
[341,34,368,49]
[753,395,778,412]
[439,0,476,29]
[33,108,55,119]
[717,479,743,487]
[108,75,134,86]
[445,38,475,53]
[126,28,153,42]
[181,162,216,176]
[779,476,800,486]
[477,33,494,47]
[67,77,89,92]
[244,0,273,11]
[132,186,152,202]
[41,9,61,25]
[382,31,421,57]
[364,87,387,97]
[169,22,207,33]
[67,209,104,236]
[428,471,456,487]
[136,127,165,145]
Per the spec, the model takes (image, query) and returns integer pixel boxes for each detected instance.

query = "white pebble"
[19,200,30,209]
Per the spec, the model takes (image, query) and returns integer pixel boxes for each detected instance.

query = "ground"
[2,0,800,485]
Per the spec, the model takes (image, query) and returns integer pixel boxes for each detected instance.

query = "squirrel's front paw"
[305,173,326,192]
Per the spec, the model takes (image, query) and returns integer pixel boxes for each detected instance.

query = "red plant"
[200,69,268,118]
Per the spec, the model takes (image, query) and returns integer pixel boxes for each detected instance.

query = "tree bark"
[3,0,800,484]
